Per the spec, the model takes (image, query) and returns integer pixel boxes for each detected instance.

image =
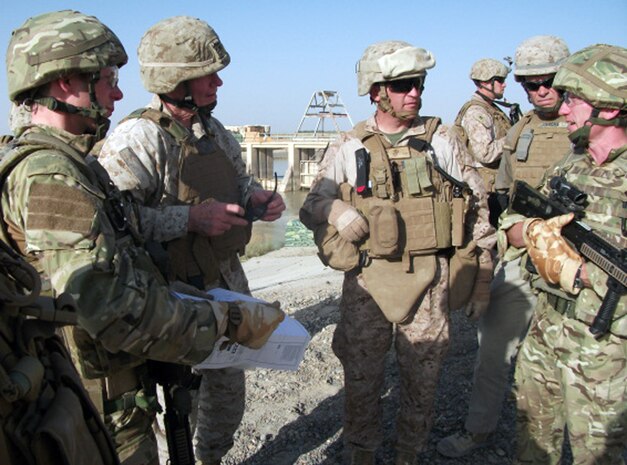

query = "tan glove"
[328,199,369,243]
[465,253,493,321]
[523,213,583,294]
[213,300,285,349]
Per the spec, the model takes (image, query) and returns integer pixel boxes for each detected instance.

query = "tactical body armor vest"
[454,96,512,192]
[339,117,470,322]
[0,239,118,465]
[126,109,251,288]
[505,112,571,186]
[0,131,158,414]
[348,117,467,262]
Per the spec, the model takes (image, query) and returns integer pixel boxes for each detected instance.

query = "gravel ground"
[214,246,519,465]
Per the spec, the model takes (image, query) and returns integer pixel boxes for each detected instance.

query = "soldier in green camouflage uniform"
[98,17,286,465]
[0,10,284,465]
[499,43,626,465]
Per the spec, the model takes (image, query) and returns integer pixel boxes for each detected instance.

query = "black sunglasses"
[386,77,424,93]
[492,76,506,84]
[244,172,278,222]
[522,77,554,92]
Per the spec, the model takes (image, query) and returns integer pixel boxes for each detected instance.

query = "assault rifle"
[148,362,196,465]
[510,178,627,338]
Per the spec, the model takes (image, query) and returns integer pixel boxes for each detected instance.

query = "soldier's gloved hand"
[328,199,369,243]
[522,213,584,294]
[213,301,285,349]
[465,255,493,321]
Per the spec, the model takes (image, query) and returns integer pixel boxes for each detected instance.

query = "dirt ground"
[210,246,519,465]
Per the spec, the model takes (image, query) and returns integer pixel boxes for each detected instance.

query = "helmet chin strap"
[159,81,199,112]
[30,73,111,141]
[568,108,627,152]
[376,85,418,122]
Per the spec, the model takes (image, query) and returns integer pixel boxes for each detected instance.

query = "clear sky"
[0,0,625,135]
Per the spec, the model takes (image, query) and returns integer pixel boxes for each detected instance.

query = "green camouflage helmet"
[356,41,435,96]
[469,58,510,82]
[6,10,127,103]
[138,16,230,94]
[514,35,570,78]
[554,44,627,110]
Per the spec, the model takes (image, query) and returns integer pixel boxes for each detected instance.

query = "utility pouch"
[313,223,360,272]
[368,205,399,257]
[448,240,478,310]
[451,197,465,247]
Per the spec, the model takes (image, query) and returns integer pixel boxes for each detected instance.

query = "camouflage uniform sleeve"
[462,104,505,165]
[434,125,496,254]
[4,152,222,365]
[99,118,189,242]
[299,132,364,228]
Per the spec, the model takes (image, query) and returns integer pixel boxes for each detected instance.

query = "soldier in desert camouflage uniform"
[98,16,285,465]
[500,43,626,465]
[300,40,496,465]
[455,58,517,226]
[0,10,284,465]
[438,35,572,458]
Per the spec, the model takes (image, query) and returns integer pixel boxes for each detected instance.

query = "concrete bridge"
[240,133,335,192]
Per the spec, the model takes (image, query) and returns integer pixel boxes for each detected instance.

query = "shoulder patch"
[27,183,96,234]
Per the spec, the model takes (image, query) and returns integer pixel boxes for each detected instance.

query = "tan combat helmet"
[138,16,230,94]
[514,35,570,80]
[355,40,435,96]
[469,58,510,82]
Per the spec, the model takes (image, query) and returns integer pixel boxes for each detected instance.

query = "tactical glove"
[522,213,583,294]
[465,253,493,321]
[213,300,285,349]
[328,200,369,243]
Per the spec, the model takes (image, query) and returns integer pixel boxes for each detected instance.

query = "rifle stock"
[510,179,626,338]
[148,361,195,465]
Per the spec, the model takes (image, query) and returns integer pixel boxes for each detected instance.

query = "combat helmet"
[554,44,627,150]
[356,41,435,96]
[514,35,570,80]
[469,59,510,82]
[6,10,127,140]
[554,43,627,111]
[6,10,127,103]
[138,16,230,95]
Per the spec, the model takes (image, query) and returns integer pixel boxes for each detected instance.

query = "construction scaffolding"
[295,90,353,136]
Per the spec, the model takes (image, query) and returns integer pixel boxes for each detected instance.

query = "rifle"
[510,178,627,338]
[148,361,197,465]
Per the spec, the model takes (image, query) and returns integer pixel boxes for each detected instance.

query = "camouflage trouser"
[465,257,536,434]
[192,367,246,463]
[332,256,450,454]
[514,295,627,465]
[107,404,159,465]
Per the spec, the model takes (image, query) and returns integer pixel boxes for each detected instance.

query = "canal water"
[247,155,311,254]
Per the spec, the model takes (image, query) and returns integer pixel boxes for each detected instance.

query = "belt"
[546,293,577,319]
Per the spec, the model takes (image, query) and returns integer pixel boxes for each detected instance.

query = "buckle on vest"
[546,293,576,319]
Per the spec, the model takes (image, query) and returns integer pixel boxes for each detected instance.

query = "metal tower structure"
[295,90,354,136]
